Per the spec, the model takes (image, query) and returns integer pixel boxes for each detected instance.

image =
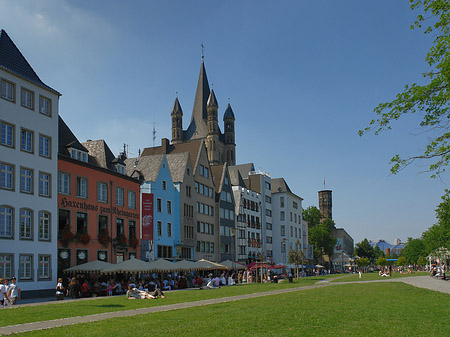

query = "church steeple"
[171,97,183,144]
[223,102,236,165]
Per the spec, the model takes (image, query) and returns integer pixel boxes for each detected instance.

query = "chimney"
[161,138,170,154]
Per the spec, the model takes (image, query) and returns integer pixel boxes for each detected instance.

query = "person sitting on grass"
[126,285,166,299]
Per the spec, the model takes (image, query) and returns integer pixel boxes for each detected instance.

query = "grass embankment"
[0,276,335,327]
[17,281,450,336]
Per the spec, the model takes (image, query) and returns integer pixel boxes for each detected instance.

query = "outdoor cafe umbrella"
[220,260,246,270]
[100,257,153,274]
[194,259,228,270]
[64,260,112,273]
[147,258,177,272]
[172,259,197,271]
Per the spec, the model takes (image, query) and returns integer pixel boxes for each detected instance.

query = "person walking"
[7,277,20,305]
[0,278,10,306]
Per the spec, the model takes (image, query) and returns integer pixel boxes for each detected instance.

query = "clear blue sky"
[1,0,447,244]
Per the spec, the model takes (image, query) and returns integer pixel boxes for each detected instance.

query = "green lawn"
[16,281,450,336]
[330,271,428,282]
[0,276,332,327]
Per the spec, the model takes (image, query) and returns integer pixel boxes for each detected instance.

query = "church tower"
[171,97,183,144]
[206,89,220,164]
[223,102,236,165]
[318,190,332,220]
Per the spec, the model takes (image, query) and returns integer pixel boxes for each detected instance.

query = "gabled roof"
[171,97,183,115]
[82,139,116,170]
[125,155,163,182]
[271,178,292,194]
[141,138,203,170]
[228,165,247,188]
[0,29,60,95]
[166,152,190,183]
[271,177,303,201]
[229,163,255,180]
[207,89,218,108]
[58,116,88,157]
[211,163,226,193]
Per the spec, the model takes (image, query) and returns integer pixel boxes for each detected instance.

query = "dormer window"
[116,164,126,175]
[70,148,88,163]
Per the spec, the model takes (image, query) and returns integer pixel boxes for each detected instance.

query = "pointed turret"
[207,89,218,135]
[185,60,210,140]
[171,97,183,144]
[223,102,236,165]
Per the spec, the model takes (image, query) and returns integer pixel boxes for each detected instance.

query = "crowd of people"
[0,277,21,306]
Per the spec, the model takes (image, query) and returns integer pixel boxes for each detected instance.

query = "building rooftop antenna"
[153,122,157,147]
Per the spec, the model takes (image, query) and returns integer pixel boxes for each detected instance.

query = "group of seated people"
[63,277,127,299]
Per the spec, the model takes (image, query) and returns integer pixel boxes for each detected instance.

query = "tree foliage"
[302,206,322,228]
[376,257,388,266]
[308,221,336,262]
[397,256,407,266]
[422,189,450,251]
[401,237,427,264]
[354,238,375,260]
[359,0,450,177]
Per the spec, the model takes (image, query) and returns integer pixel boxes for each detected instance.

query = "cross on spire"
[201,43,204,60]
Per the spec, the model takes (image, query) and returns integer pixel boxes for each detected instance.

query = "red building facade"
[57,156,141,274]
[57,117,141,276]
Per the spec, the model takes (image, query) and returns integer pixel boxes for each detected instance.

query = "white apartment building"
[0,29,60,297]
[271,178,307,267]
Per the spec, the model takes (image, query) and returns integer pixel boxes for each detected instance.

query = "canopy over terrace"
[172,259,197,272]
[64,260,112,274]
[220,260,247,270]
[100,257,153,275]
[147,258,177,273]
[194,259,228,270]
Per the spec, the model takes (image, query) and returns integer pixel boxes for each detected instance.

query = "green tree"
[309,222,336,263]
[373,246,385,259]
[417,256,427,266]
[422,190,450,251]
[401,237,427,264]
[302,206,322,228]
[356,257,370,269]
[288,240,305,280]
[359,0,450,177]
[397,256,407,266]
[355,239,375,260]
[376,257,388,266]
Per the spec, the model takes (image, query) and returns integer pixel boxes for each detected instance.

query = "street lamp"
[282,238,287,276]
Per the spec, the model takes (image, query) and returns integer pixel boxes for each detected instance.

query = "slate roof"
[0,29,60,95]
[82,139,116,171]
[171,97,183,115]
[229,163,255,180]
[223,103,235,120]
[58,116,88,157]
[271,178,303,200]
[207,89,218,108]
[141,138,203,170]
[227,165,247,188]
[125,152,189,184]
[211,163,225,193]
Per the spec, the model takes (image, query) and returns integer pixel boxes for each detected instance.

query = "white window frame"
[76,176,88,198]
[20,128,33,153]
[58,172,70,195]
[128,190,136,209]
[0,254,13,279]
[116,186,124,206]
[39,95,51,116]
[20,208,33,240]
[38,255,51,280]
[39,211,51,241]
[39,171,51,197]
[1,79,15,102]
[19,254,33,281]
[98,182,108,203]
[0,206,14,238]
[1,162,14,190]
[1,121,14,148]
[21,87,34,109]
[39,134,51,158]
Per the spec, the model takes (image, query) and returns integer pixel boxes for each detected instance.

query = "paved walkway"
[1,276,449,335]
